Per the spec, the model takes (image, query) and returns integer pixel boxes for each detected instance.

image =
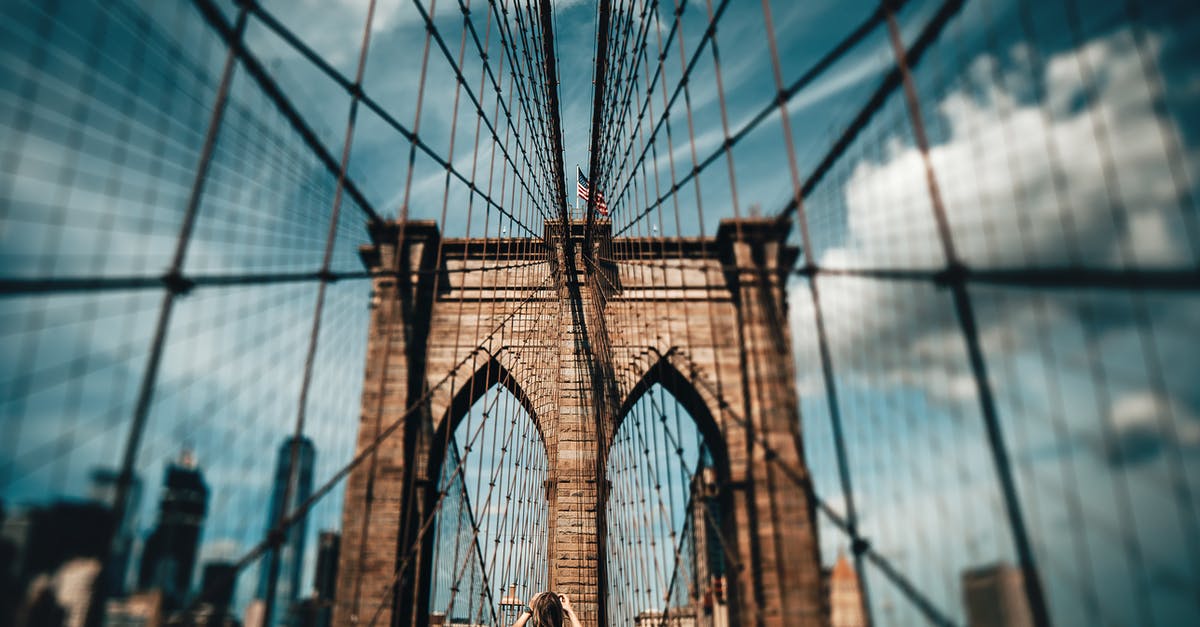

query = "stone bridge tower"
[332,217,825,626]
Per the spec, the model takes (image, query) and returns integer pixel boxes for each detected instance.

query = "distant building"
[256,436,315,627]
[54,558,104,627]
[2,501,113,627]
[428,612,487,626]
[139,450,209,609]
[165,603,241,627]
[199,562,238,612]
[297,528,340,627]
[106,590,165,627]
[828,552,866,627]
[287,531,336,627]
[496,583,526,626]
[13,558,103,627]
[634,608,697,627]
[315,531,340,601]
[18,573,65,627]
[962,563,1033,627]
[91,467,143,596]
[1,504,32,623]
[160,562,240,626]
[689,463,728,627]
[244,599,266,627]
[16,501,114,578]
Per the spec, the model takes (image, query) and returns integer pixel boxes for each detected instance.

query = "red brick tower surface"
[333,218,826,626]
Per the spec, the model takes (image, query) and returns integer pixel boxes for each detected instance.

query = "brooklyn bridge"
[1,0,1198,626]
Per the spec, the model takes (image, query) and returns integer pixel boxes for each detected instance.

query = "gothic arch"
[606,348,743,624]
[427,352,548,486]
[414,353,552,624]
[339,218,823,626]
[612,348,731,486]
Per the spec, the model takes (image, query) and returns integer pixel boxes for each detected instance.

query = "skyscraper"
[104,589,164,627]
[295,530,340,627]
[497,583,525,626]
[198,562,238,612]
[256,436,315,627]
[961,562,1034,627]
[689,463,728,627]
[90,467,142,596]
[139,450,209,609]
[51,557,104,627]
[313,531,339,602]
[828,552,867,627]
[1,501,113,627]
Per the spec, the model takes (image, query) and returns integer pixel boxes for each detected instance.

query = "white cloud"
[198,537,245,563]
[252,0,418,69]
[1103,390,1200,466]
[793,28,1198,409]
[824,30,1192,271]
[789,36,1200,621]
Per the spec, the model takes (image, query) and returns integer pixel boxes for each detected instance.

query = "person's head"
[528,591,564,626]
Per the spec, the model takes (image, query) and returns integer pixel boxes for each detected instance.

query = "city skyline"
[2,437,338,626]
[138,449,208,609]
[256,436,316,627]
[1,0,1197,624]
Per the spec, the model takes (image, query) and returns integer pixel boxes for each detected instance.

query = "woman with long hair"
[512,591,582,627]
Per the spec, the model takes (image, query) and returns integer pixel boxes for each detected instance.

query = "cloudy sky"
[2,0,1199,624]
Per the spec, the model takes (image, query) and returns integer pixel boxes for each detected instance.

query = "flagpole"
[574,163,580,215]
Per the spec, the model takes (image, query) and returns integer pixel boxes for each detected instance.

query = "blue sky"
[2,0,1200,624]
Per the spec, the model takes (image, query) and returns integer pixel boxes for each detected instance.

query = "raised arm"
[512,592,542,627]
[560,594,582,627]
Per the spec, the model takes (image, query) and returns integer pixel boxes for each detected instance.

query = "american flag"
[577,167,608,216]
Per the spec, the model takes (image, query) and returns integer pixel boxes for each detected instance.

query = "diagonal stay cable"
[366,273,564,625]
[253,0,555,219]
[813,495,957,627]
[591,0,658,222]
[489,0,558,190]
[203,0,546,238]
[775,0,964,222]
[510,0,567,208]
[591,0,688,204]
[600,0,670,207]
[229,271,554,574]
[516,0,567,221]
[611,0,902,235]
[189,0,383,227]
[456,0,561,210]
[501,0,563,212]
[589,0,645,181]
[582,0,614,240]
[599,0,731,222]
[410,0,559,222]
